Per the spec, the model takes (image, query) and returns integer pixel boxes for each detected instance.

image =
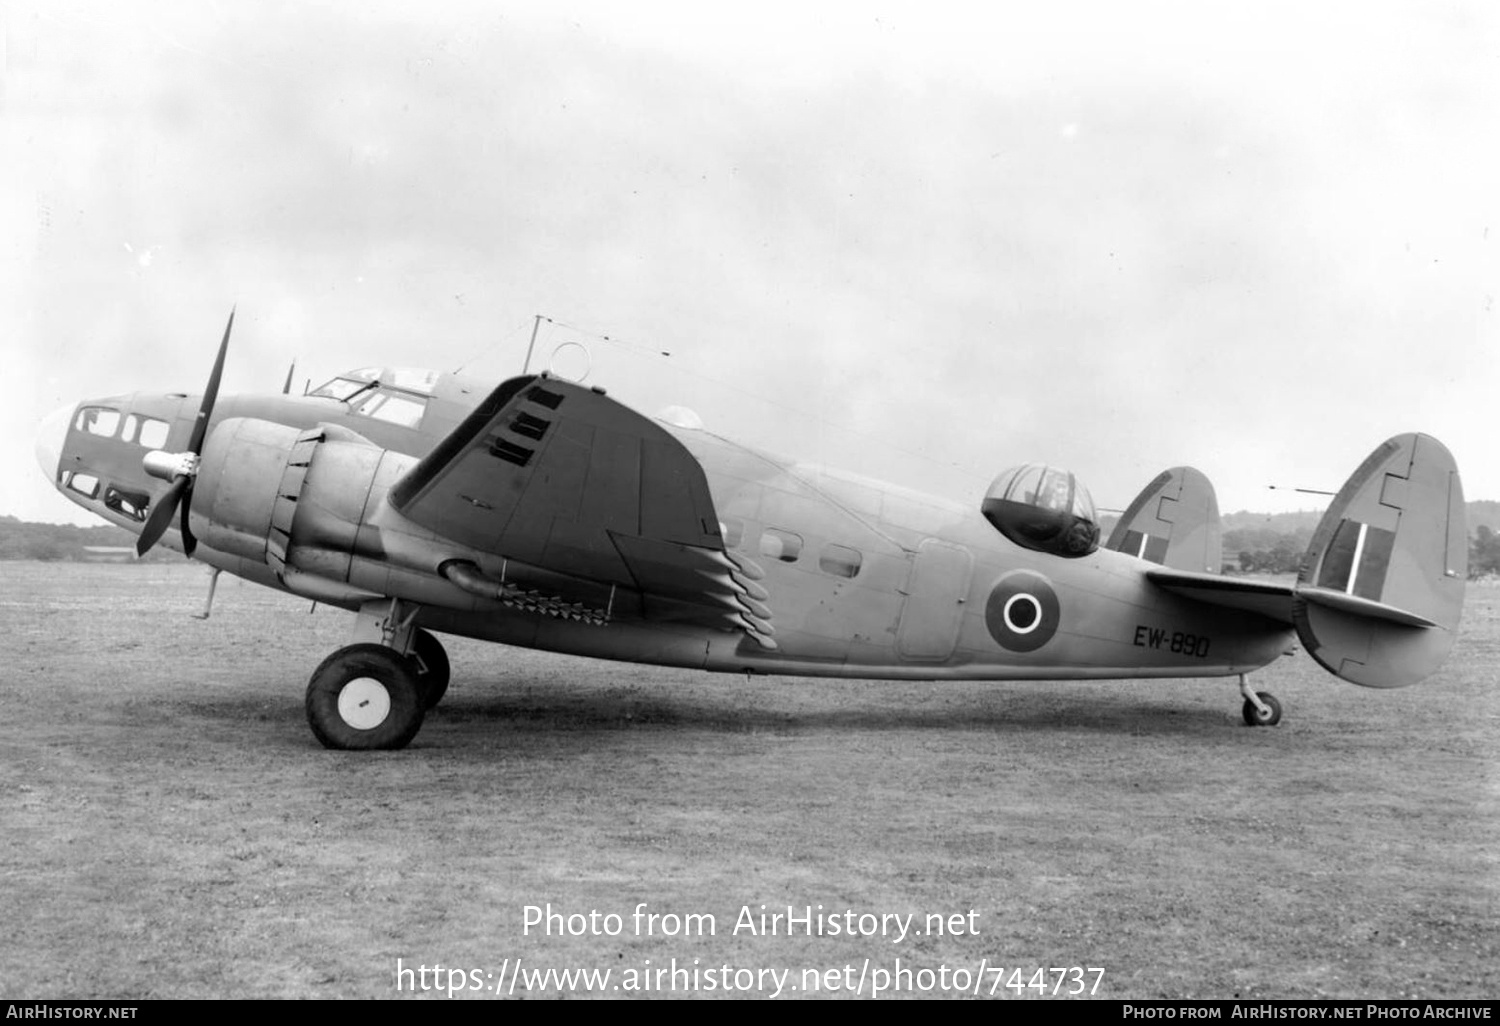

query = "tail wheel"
[306,643,425,750]
[1242,691,1283,727]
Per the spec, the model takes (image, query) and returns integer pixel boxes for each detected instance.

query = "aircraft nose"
[35,403,74,483]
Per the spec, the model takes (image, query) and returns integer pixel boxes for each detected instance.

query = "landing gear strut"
[1239,673,1282,727]
[410,628,450,710]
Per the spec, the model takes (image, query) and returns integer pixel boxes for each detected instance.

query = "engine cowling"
[190,418,305,563]
[190,417,394,575]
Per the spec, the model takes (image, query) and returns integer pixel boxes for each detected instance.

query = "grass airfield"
[2,561,1495,999]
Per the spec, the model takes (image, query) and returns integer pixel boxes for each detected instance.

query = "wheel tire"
[306,643,425,750]
[410,629,450,710]
[1242,691,1283,727]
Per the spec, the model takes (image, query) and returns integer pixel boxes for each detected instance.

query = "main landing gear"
[1238,673,1282,727]
[304,599,450,751]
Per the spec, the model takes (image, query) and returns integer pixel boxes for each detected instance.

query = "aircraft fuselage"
[39,374,1294,684]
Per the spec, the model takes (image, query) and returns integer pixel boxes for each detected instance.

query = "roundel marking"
[985,571,1060,652]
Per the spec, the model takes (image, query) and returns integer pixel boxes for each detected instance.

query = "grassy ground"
[1,562,1495,999]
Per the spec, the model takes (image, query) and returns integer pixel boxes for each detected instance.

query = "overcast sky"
[3,1,1495,528]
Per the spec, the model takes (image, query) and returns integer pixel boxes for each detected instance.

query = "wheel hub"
[337,676,392,730]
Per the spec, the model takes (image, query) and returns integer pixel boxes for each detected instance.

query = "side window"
[104,485,150,522]
[720,517,745,549]
[75,407,121,438]
[818,543,863,579]
[759,528,803,563]
[65,472,100,498]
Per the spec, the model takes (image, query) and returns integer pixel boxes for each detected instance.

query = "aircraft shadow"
[427,687,1239,738]
[166,679,1252,748]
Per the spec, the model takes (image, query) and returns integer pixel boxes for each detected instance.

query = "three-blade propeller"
[136,308,235,558]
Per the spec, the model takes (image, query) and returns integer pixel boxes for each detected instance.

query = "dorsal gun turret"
[981,464,1100,558]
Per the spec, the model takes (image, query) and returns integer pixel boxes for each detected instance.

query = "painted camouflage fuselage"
[44,380,1295,683]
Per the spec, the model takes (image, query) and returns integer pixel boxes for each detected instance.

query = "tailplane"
[1294,433,1466,688]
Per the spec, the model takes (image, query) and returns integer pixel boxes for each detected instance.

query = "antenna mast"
[521,314,543,374]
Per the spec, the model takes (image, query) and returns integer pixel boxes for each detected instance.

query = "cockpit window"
[75,407,121,438]
[122,415,170,449]
[138,418,169,449]
[384,367,440,394]
[351,390,427,428]
[309,377,372,401]
[310,366,441,400]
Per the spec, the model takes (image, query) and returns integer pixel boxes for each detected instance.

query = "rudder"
[1294,433,1466,688]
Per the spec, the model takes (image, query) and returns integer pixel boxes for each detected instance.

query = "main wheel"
[1241,691,1283,727]
[410,629,450,710]
[306,643,426,750]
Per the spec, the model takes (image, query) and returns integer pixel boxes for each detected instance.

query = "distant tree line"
[0,516,180,563]
[1227,525,1314,575]
[1226,501,1500,579]
[1470,525,1500,578]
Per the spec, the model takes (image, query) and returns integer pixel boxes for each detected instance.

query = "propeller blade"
[177,307,234,557]
[136,476,189,557]
[179,488,198,557]
[186,307,234,455]
[138,307,235,558]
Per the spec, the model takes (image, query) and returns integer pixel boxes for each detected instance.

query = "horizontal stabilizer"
[1146,568,1294,626]
[1106,467,1222,573]
[1293,433,1465,688]
[1296,587,1437,629]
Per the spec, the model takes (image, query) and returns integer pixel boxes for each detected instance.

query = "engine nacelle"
[192,418,399,574]
[192,418,305,563]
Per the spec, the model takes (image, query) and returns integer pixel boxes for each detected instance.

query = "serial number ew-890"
[1132,625,1211,658]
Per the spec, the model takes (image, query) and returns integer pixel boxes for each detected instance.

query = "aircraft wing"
[1145,568,1296,626]
[387,375,774,644]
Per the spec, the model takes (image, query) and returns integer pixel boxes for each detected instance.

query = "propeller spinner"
[136,308,235,557]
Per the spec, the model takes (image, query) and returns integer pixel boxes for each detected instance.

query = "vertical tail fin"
[1294,433,1466,688]
[1105,466,1222,573]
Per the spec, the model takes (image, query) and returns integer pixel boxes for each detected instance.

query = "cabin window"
[75,407,120,438]
[65,472,100,499]
[353,390,427,428]
[760,528,802,563]
[818,543,863,578]
[122,415,170,449]
[104,485,150,522]
[720,517,745,549]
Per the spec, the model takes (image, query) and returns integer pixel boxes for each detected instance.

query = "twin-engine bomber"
[35,312,1468,749]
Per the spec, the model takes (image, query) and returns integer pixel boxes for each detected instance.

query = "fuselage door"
[895,539,974,662]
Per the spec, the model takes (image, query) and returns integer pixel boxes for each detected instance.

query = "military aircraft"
[34,312,1468,750]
